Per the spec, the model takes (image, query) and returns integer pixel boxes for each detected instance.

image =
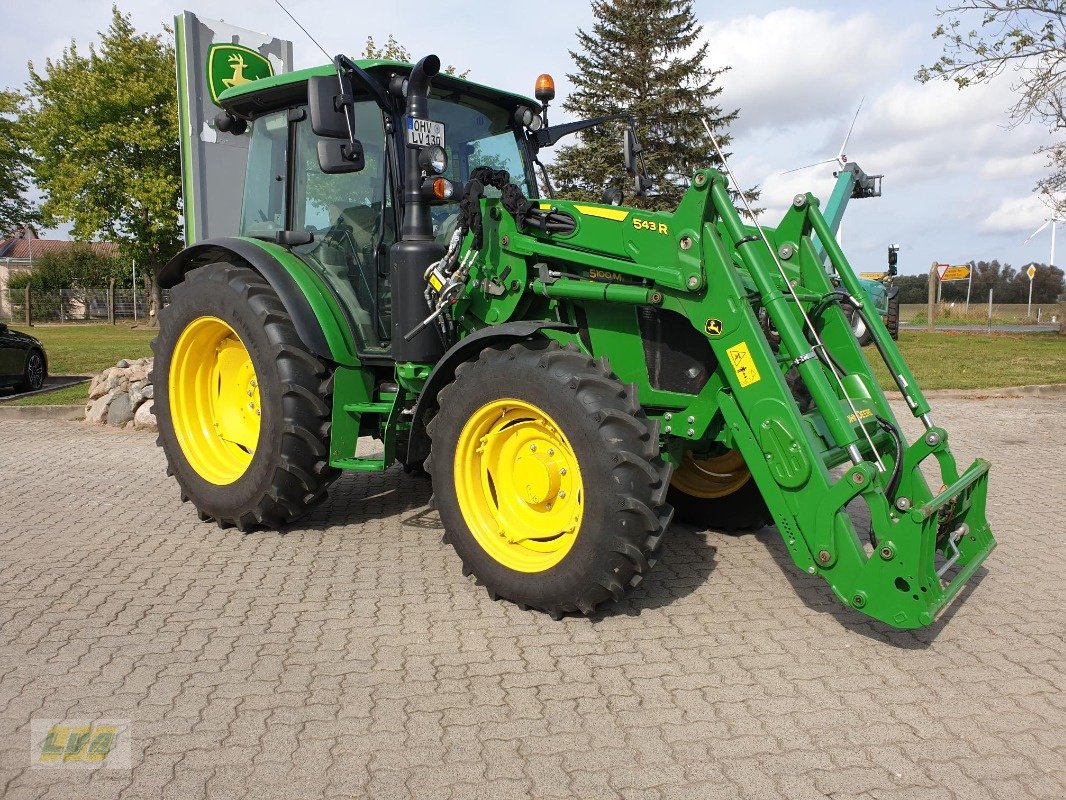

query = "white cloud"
[979,194,1056,236]
[703,8,914,133]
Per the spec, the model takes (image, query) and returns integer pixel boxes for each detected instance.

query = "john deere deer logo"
[207,44,274,106]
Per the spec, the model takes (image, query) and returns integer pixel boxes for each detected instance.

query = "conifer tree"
[550,0,753,211]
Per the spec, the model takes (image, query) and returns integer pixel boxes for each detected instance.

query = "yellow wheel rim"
[671,449,752,499]
[454,399,583,573]
[169,316,261,486]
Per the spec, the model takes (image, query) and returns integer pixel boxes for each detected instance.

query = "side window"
[239,111,289,238]
[291,103,393,352]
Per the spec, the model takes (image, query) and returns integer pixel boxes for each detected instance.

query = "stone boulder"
[84,356,156,430]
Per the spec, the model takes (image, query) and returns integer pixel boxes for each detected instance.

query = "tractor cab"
[217,60,541,357]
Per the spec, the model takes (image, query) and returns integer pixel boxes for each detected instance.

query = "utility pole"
[927,263,938,331]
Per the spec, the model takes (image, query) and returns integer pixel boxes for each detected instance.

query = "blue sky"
[0,1,1055,276]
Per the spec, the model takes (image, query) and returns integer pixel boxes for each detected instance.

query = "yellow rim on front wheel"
[670,449,752,499]
[454,399,584,573]
[170,316,261,486]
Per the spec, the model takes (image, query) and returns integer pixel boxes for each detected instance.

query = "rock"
[133,398,156,430]
[88,376,108,400]
[117,359,130,369]
[129,380,147,408]
[142,384,154,400]
[128,366,149,383]
[86,394,112,424]
[106,392,134,426]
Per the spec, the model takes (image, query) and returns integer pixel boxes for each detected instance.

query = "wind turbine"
[783,97,865,175]
[1023,218,1057,267]
[782,98,865,246]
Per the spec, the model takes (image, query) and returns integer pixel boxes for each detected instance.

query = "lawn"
[869,330,1066,390]
[17,323,156,374]
[4,382,91,407]
[3,324,1063,407]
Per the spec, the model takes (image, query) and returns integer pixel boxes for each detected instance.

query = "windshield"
[426,94,534,243]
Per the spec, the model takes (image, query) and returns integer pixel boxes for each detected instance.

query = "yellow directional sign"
[940,265,970,282]
[859,272,886,280]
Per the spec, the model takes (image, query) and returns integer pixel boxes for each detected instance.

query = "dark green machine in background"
[155,53,996,628]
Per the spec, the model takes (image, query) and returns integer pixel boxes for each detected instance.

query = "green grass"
[869,330,1066,390]
[3,382,90,407]
[900,302,1060,326]
[15,323,155,374]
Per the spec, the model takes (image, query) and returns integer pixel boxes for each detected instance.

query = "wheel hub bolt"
[560,468,567,476]
[548,449,555,456]
[530,444,536,452]
[559,490,566,499]
[248,402,256,410]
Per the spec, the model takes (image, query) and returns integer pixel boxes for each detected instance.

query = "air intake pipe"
[391,55,447,363]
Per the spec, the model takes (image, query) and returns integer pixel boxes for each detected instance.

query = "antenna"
[273,0,332,62]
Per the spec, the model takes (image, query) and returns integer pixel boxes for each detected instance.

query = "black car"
[0,322,47,392]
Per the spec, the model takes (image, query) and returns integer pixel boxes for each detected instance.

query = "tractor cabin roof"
[218,59,540,119]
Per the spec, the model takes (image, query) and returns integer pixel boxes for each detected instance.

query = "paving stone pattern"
[0,396,1063,799]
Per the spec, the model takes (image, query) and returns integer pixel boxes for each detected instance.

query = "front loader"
[156,53,996,628]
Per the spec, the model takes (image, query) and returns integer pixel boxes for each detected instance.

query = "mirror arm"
[533,112,636,148]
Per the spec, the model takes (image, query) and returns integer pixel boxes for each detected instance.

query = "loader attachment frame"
[694,170,995,628]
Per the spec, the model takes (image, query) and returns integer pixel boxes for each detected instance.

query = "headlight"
[515,106,543,131]
[418,144,449,175]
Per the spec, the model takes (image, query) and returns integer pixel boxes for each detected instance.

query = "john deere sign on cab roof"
[206,43,273,106]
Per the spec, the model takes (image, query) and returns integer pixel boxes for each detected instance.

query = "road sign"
[859,272,886,280]
[941,265,970,282]
[1027,265,1037,279]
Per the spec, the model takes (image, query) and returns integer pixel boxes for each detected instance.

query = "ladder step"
[332,457,388,472]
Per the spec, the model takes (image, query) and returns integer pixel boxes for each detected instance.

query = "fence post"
[927,262,937,332]
[24,285,31,327]
[108,278,116,325]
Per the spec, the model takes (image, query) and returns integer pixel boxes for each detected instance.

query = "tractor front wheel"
[153,264,338,530]
[427,341,673,618]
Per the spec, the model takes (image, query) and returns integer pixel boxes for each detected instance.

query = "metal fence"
[0,286,169,324]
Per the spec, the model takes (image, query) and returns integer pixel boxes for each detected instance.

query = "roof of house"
[0,237,119,260]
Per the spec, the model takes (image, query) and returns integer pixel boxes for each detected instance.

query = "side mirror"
[622,128,651,196]
[601,187,623,206]
[623,128,640,176]
[308,74,365,173]
[308,75,351,138]
[317,139,365,174]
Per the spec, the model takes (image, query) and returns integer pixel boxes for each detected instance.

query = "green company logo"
[206,44,273,106]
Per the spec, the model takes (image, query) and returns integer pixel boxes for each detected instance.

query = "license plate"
[406,117,446,148]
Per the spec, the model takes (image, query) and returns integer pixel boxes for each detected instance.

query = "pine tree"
[550,0,752,212]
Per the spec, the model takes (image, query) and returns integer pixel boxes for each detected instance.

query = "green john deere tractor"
[155,53,996,627]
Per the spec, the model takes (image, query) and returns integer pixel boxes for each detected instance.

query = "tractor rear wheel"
[667,449,772,532]
[886,294,900,339]
[427,341,673,618]
[153,264,338,530]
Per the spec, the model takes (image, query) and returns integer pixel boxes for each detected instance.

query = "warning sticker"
[726,342,761,387]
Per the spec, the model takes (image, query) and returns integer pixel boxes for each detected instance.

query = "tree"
[549,0,751,212]
[21,6,180,326]
[363,35,469,78]
[917,2,1066,214]
[0,91,36,235]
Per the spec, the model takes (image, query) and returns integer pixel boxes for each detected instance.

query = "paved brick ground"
[0,396,1063,799]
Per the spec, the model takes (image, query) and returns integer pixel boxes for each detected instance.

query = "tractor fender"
[404,321,578,466]
[158,237,355,365]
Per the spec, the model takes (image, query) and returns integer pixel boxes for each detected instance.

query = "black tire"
[152,264,339,530]
[886,294,900,339]
[426,340,673,618]
[667,476,771,533]
[17,349,46,391]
